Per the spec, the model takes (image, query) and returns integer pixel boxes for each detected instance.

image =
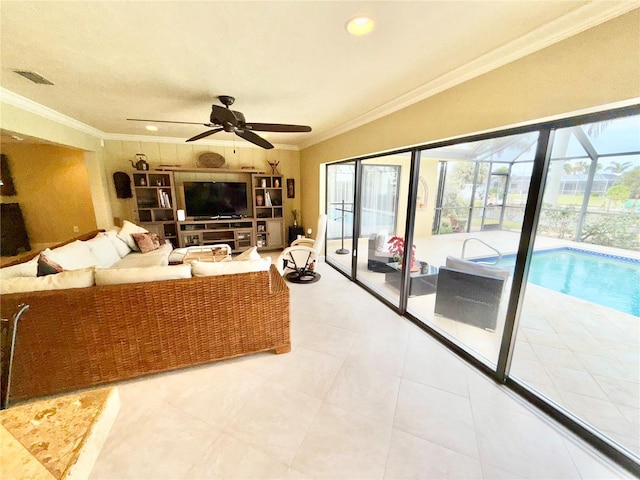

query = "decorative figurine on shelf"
[256,194,264,206]
[274,178,280,188]
[292,209,298,227]
[267,160,280,175]
[130,153,149,171]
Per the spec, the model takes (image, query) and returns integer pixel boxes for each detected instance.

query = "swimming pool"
[471,247,640,317]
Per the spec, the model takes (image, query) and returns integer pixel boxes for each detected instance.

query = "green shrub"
[581,212,640,250]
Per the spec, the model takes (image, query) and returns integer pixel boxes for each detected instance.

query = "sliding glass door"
[407,132,537,367]
[355,155,410,307]
[509,114,640,460]
[326,162,355,274]
[324,107,640,470]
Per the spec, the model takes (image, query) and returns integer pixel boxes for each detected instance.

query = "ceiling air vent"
[13,70,54,85]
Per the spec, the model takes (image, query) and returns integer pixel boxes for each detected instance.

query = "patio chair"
[367,230,393,272]
[434,256,510,331]
[277,214,327,283]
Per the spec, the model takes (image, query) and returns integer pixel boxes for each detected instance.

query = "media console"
[179,219,254,252]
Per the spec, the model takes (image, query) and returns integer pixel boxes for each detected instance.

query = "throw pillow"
[117,220,149,251]
[46,241,100,270]
[37,253,64,277]
[104,230,131,258]
[85,234,121,268]
[132,232,161,254]
[233,246,261,261]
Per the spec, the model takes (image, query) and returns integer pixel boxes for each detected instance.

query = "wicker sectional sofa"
[0,231,290,404]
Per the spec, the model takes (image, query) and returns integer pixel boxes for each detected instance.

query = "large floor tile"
[402,330,470,397]
[472,400,581,479]
[89,403,220,479]
[384,428,482,479]
[183,432,290,479]
[325,360,401,425]
[266,346,344,400]
[348,331,408,376]
[394,379,479,459]
[167,362,267,429]
[298,322,360,358]
[222,382,322,465]
[291,403,392,479]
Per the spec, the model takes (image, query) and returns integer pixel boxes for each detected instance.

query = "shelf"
[157,167,266,174]
[132,171,178,247]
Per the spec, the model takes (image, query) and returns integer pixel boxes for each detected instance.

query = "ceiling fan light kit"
[128,95,311,150]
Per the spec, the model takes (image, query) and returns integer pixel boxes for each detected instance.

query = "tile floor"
[89,262,632,479]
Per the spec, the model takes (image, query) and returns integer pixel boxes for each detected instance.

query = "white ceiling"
[0,1,636,149]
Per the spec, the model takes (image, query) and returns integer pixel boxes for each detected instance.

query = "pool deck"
[326,231,639,457]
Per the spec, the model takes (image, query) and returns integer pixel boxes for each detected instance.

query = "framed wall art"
[287,178,295,198]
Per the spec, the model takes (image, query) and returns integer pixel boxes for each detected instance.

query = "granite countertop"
[0,388,119,479]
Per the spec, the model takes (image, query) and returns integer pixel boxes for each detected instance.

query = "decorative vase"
[274,179,280,188]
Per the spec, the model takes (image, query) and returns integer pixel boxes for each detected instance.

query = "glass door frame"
[323,104,640,475]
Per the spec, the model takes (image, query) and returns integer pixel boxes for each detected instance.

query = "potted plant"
[387,236,417,271]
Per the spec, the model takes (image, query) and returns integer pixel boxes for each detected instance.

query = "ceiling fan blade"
[185,127,224,142]
[127,118,207,126]
[235,129,274,149]
[245,123,311,133]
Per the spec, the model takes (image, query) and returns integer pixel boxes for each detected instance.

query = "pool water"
[473,247,640,317]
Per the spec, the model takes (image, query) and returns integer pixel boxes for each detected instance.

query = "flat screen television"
[183,181,249,218]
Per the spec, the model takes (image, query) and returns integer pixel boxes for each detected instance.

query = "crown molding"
[0,87,104,138]
[300,1,639,150]
[104,133,299,151]
[1,87,300,151]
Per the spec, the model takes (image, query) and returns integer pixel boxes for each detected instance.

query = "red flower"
[387,236,416,269]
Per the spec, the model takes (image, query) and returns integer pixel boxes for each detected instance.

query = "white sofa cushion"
[0,256,38,278]
[0,268,95,294]
[111,242,173,268]
[117,220,148,251]
[373,231,391,254]
[46,240,100,270]
[104,230,131,258]
[95,264,191,286]
[191,258,270,277]
[85,234,121,268]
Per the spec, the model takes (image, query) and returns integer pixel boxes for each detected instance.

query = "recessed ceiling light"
[346,16,374,36]
[145,125,158,132]
[258,133,269,139]
[10,134,24,141]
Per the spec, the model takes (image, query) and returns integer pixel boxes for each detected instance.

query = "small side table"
[288,226,304,245]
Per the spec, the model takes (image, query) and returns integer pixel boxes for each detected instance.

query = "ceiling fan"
[127,95,311,149]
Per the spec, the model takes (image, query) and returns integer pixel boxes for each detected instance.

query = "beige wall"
[0,144,97,244]
[102,140,301,227]
[300,10,640,231]
[0,102,112,230]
